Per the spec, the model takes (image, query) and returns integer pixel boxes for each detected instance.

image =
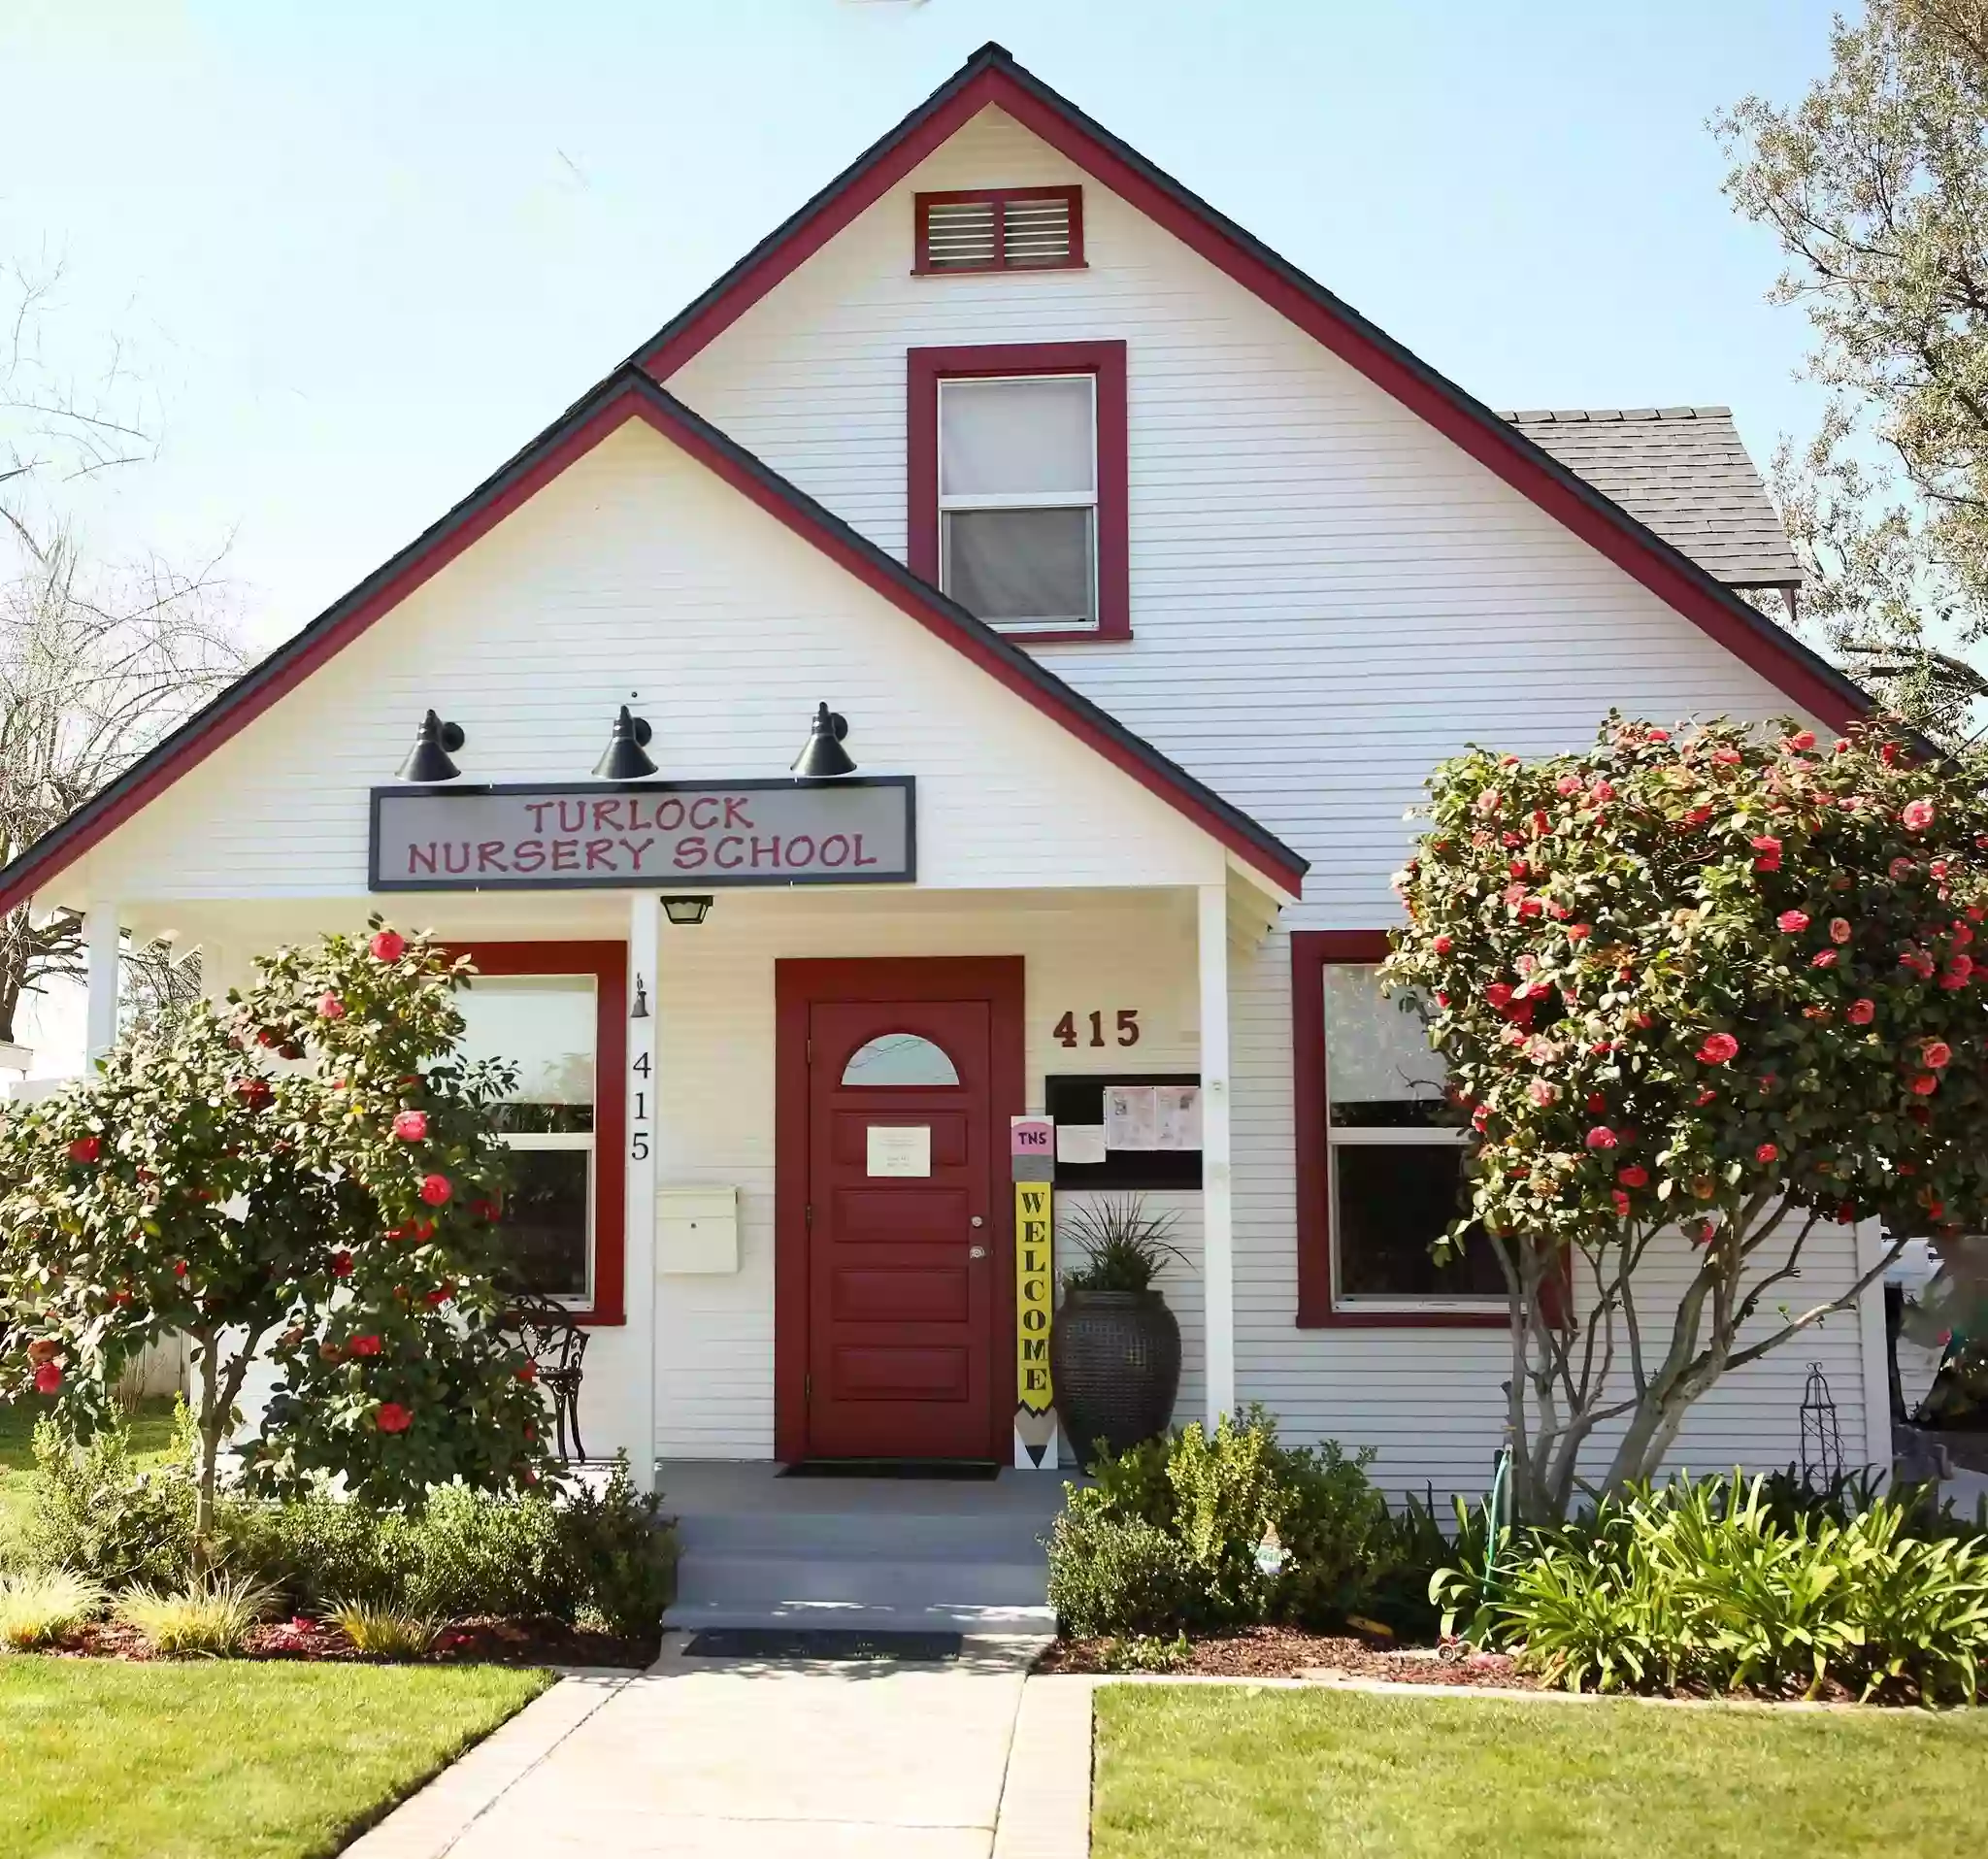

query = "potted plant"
[1050,1196,1185,1470]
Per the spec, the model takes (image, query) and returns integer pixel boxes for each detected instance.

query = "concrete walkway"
[347,1636,1091,1859]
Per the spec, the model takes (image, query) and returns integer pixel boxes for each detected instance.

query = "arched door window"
[841,1032,961,1087]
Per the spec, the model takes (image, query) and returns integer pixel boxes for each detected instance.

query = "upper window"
[1292,934,1505,1325]
[842,1032,961,1088]
[909,342,1130,643]
[914,187,1083,274]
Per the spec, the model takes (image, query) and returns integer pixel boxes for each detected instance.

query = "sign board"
[1013,1179,1057,1470]
[370,777,914,891]
[1010,1115,1055,1163]
[866,1126,932,1178]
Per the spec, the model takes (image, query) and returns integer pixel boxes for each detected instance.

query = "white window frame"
[1325,965,1501,1315]
[937,372,1100,635]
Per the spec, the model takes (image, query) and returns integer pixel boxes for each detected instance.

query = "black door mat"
[682,1628,963,1662]
[778,1458,1001,1481]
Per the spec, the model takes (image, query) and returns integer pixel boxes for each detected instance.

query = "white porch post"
[1197,881,1237,1429]
[624,893,660,1494]
[84,905,121,1068]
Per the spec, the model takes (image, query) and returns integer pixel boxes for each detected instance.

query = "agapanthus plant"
[1384,714,1988,1520]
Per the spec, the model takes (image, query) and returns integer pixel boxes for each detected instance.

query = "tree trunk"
[194,1338,220,1568]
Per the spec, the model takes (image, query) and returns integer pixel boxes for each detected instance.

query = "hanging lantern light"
[593,706,657,780]
[791,701,857,779]
[396,711,466,783]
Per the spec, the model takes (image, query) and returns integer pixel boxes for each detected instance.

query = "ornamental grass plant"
[0,1569,105,1648]
[116,1572,276,1656]
[323,1600,441,1659]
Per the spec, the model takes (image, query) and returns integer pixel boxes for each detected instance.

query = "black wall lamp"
[630,978,651,1020]
[661,895,713,927]
[594,705,657,780]
[791,701,857,779]
[397,711,466,783]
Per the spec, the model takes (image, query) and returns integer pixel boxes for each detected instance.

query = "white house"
[0,46,1892,1521]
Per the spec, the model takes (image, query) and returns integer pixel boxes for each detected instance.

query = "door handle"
[970,1215,984,1227]
[969,1245,988,1260]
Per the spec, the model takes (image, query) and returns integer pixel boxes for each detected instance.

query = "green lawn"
[0,1394,181,1557]
[1093,1684,1988,1858]
[1,1658,548,1858]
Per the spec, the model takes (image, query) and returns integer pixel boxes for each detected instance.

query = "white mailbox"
[658,1185,740,1275]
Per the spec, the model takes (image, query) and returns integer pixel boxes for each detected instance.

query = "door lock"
[969,1245,988,1260]
[970,1215,984,1227]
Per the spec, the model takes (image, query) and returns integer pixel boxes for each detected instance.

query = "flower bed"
[30,1611,656,1667]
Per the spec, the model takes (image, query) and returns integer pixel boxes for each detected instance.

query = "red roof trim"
[0,370,1306,917]
[638,45,1868,734]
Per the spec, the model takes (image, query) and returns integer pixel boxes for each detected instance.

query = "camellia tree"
[1384,714,1988,1521]
[0,921,553,1542]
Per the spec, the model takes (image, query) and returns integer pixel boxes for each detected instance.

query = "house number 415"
[1054,1009,1141,1048]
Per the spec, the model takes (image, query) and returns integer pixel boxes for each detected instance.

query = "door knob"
[970,1215,984,1228]
[969,1245,988,1260]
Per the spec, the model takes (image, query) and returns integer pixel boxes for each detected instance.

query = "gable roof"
[1504,408,1803,592]
[635,41,1867,732]
[0,368,1308,918]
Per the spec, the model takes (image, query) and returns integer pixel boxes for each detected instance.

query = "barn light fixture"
[593,706,657,780]
[791,701,857,779]
[396,711,466,783]
[660,895,713,928]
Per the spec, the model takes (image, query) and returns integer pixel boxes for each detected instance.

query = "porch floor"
[655,1460,1074,1636]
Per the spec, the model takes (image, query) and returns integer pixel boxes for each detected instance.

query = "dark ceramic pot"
[1050,1288,1182,1470]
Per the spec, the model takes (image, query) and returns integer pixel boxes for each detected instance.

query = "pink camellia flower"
[1647,727,1671,744]
[1903,798,1936,832]
[1910,1074,1939,1096]
[1589,780,1615,803]
[330,1251,353,1278]
[317,993,346,1021]
[1713,747,1742,766]
[1432,934,1453,954]
[375,1402,413,1434]
[33,1360,62,1395]
[1755,1143,1779,1165]
[1528,1079,1557,1107]
[1567,923,1591,941]
[1848,998,1876,1025]
[67,1136,99,1164]
[349,1334,382,1357]
[1776,910,1810,933]
[1890,856,1915,881]
[392,1110,428,1143]
[419,1174,452,1207]
[1556,773,1583,797]
[1830,918,1852,945]
[1922,1040,1954,1069]
[1584,1126,1618,1150]
[1471,1105,1491,1132]
[1697,1032,1740,1065]
[1811,950,1839,968]
[1474,788,1502,815]
[370,929,407,962]
[1785,730,1816,751]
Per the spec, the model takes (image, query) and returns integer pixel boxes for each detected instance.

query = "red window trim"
[908,340,1130,645]
[450,942,628,1327]
[1291,930,1505,1331]
[912,186,1085,275]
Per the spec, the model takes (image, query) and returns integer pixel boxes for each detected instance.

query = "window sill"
[564,1305,625,1328]
[996,623,1132,647]
[1298,1305,1508,1331]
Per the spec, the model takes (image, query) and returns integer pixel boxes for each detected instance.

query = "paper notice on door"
[1056,1123,1108,1166]
[1103,1085,1158,1151]
[1157,1086,1203,1152]
[867,1125,932,1178]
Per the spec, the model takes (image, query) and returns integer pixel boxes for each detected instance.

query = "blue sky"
[2,0,1842,651]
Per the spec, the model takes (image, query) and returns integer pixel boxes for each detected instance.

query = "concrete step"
[661,1597,1056,1636]
[673,1508,1055,1564]
[674,1551,1049,1610]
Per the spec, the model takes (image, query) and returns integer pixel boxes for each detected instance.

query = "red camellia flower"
[317,992,346,1020]
[1910,1074,1939,1096]
[1584,1126,1618,1150]
[1611,1189,1632,1216]
[349,1334,382,1356]
[1776,910,1810,933]
[174,1260,189,1278]
[33,1361,62,1395]
[1696,1087,1718,1106]
[67,1136,100,1164]
[392,1110,428,1143]
[1811,950,1839,968]
[1568,923,1591,941]
[1922,1040,1953,1069]
[424,1282,454,1307]
[1518,897,1543,918]
[419,1174,452,1207]
[370,929,407,963]
[1471,1105,1491,1132]
[1941,956,1973,989]
[1712,747,1741,765]
[516,1360,538,1384]
[1647,727,1671,744]
[1432,934,1453,954]
[1755,1143,1779,1165]
[1585,1093,1607,1113]
[1830,918,1852,945]
[1485,983,1515,1011]
[235,1077,273,1109]
[1785,729,1816,751]
[375,1403,413,1434]
[1903,798,1936,832]
[1617,1165,1648,1188]
[1697,1032,1740,1064]
[331,1251,353,1278]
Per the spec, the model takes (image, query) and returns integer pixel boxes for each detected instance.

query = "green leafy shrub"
[553,1459,678,1638]
[1097,1631,1192,1673]
[116,1573,275,1656]
[325,1599,440,1658]
[17,1411,198,1588]
[1046,1409,1393,1635]
[0,1569,105,1648]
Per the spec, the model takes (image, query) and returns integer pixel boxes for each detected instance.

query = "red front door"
[804,997,996,1459]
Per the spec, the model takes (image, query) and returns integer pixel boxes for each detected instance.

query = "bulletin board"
[1044,1072,1203,1190]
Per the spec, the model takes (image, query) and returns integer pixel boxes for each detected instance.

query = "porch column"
[1197,881,1237,1427]
[84,905,120,1068]
[624,893,660,1494]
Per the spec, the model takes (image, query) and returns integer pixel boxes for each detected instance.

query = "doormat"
[682,1628,963,1663]
[779,1458,1001,1481]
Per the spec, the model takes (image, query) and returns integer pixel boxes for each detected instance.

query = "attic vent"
[914,188,1083,275]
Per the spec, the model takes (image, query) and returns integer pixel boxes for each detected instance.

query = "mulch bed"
[36,1614,658,1668]
[1038,1625,1540,1688]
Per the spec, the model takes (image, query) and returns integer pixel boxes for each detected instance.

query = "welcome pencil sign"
[1012,1117,1057,1469]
